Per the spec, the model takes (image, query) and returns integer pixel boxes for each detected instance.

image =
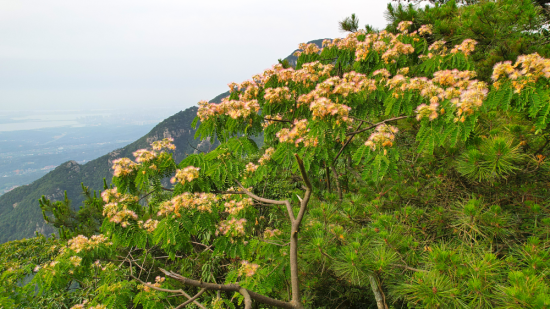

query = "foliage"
[385,0,550,82]
[2,1,550,308]
[0,106,206,244]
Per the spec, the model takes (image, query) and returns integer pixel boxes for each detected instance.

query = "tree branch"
[235,180,296,222]
[293,154,312,226]
[330,165,343,201]
[130,274,207,309]
[345,116,410,136]
[369,275,388,309]
[240,288,253,309]
[350,116,373,124]
[174,289,206,309]
[159,269,296,309]
[534,136,550,155]
[264,117,293,124]
[334,122,363,163]
[391,264,428,273]
[211,190,246,195]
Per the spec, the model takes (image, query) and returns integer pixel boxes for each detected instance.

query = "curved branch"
[175,288,206,309]
[240,288,253,309]
[159,269,295,309]
[345,115,410,136]
[130,274,207,309]
[263,117,293,124]
[334,122,363,163]
[334,115,410,164]
[235,180,295,222]
[293,154,312,226]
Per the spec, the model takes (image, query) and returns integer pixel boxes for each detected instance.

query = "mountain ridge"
[0,106,206,243]
[0,39,326,243]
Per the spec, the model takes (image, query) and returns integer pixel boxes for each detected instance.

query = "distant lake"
[0,111,114,132]
[0,107,182,132]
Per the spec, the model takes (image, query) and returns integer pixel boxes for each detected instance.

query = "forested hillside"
[2,1,550,308]
[0,106,206,243]
[0,38,320,244]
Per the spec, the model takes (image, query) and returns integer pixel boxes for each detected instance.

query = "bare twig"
[331,165,343,201]
[240,288,253,309]
[188,142,205,154]
[159,269,295,309]
[190,241,213,251]
[129,273,207,309]
[350,116,373,124]
[260,239,290,247]
[211,190,246,195]
[391,264,428,273]
[334,122,363,163]
[346,116,410,136]
[174,288,206,309]
[264,117,293,124]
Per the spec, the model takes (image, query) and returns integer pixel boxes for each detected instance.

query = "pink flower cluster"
[264,227,282,239]
[262,114,284,128]
[141,276,165,293]
[373,69,391,79]
[380,69,488,122]
[265,61,333,88]
[151,138,176,151]
[350,29,415,63]
[239,260,260,277]
[492,53,550,93]
[258,147,275,165]
[416,103,440,121]
[381,40,415,64]
[133,149,157,163]
[364,124,399,151]
[197,98,260,121]
[264,87,292,104]
[157,192,218,217]
[323,30,366,50]
[171,166,200,185]
[422,39,478,60]
[309,97,351,123]
[418,24,433,36]
[452,81,489,122]
[276,119,318,147]
[419,40,447,60]
[101,188,120,202]
[397,21,413,33]
[245,162,258,173]
[138,219,159,232]
[224,198,253,215]
[432,70,477,88]
[101,187,137,204]
[293,42,321,57]
[216,218,247,238]
[112,158,137,177]
[240,84,260,101]
[69,256,82,267]
[293,61,334,85]
[68,234,111,253]
[397,67,410,76]
[103,202,138,227]
[450,39,477,56]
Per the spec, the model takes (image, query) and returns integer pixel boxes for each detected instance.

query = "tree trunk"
[369,275,387,309]
[331,165,343,201]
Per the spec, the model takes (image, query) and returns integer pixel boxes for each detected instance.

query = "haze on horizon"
[0,0,393,112]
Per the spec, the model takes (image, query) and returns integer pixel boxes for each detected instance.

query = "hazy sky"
[0,0,394,112]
